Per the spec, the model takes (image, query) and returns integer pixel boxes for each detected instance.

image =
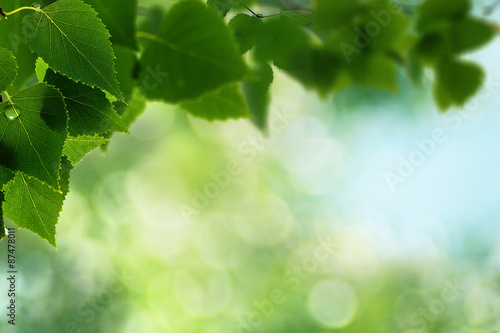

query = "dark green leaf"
[418,0,470,18]
[64,134,109,164]
[0,83,67,189]
[451,17,495,54]
[433,59,484,110]
[83,0,138,49]
[312,0,359,30]
[44,69,127,136]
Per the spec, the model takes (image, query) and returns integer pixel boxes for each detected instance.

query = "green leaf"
[139,1,247,103]
[35,57,49,82]
[102,88,146,152]
[44,69,127,136]
[22,0,124,100]
[83,0,138,49]
[433,59,484,110]
[0,83,67,189]
[113,45,138,101]
[2,172,63,247]
[0,166,14,188]
[414,27,454,64]
[275,46,344,95]
[349,55,399,92]
[243,62,274,131]
[58,156,73,199]
[64,134,108,164]
[115,88,147,127]
[418,0,470,18]
[0,47,17,91]
[180,83,250,121]
[312,0,359,30]
[280,11,315,26]
[137,5,165,49]
[451,17,495,54]
[229,14,268,54]
[207,0,236,17]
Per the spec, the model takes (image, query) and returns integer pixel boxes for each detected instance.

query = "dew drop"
[3,104,21,121]
[32,2,41,9]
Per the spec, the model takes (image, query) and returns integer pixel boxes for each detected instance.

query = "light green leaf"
[180,83,250,121]
[44,69,127,136]
[0,47,17,91]
[0,83,67,189]
[139,1,247,103]
[83,0,138,49]
[35,57,49,82]
[22,0,124,100]
[2,172,63,247]
[433,59,484,110]
[242,62,274,130]
[64,134,108,164]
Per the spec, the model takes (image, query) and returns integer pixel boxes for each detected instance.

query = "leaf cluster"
[0,0,496,246]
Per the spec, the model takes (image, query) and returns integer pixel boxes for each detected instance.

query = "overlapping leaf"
[22,0,124,100]
[139,1,247,104]
[44,69,127,136]
[64,134,108,164]
[83,0,138,49]
[0,83,67,189]
[433,59,484,110]
[0,0,38,93]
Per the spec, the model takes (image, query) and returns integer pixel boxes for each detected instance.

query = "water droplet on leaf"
[3,104,21,121]
[32,2,41,9]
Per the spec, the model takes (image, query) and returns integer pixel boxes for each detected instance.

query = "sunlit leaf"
[22,0,124,100]
[64,134,109,164]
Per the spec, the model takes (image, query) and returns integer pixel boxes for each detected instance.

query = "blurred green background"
[2,1,500,333]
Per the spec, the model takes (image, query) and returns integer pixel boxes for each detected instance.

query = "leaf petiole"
[0,6,40,20]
